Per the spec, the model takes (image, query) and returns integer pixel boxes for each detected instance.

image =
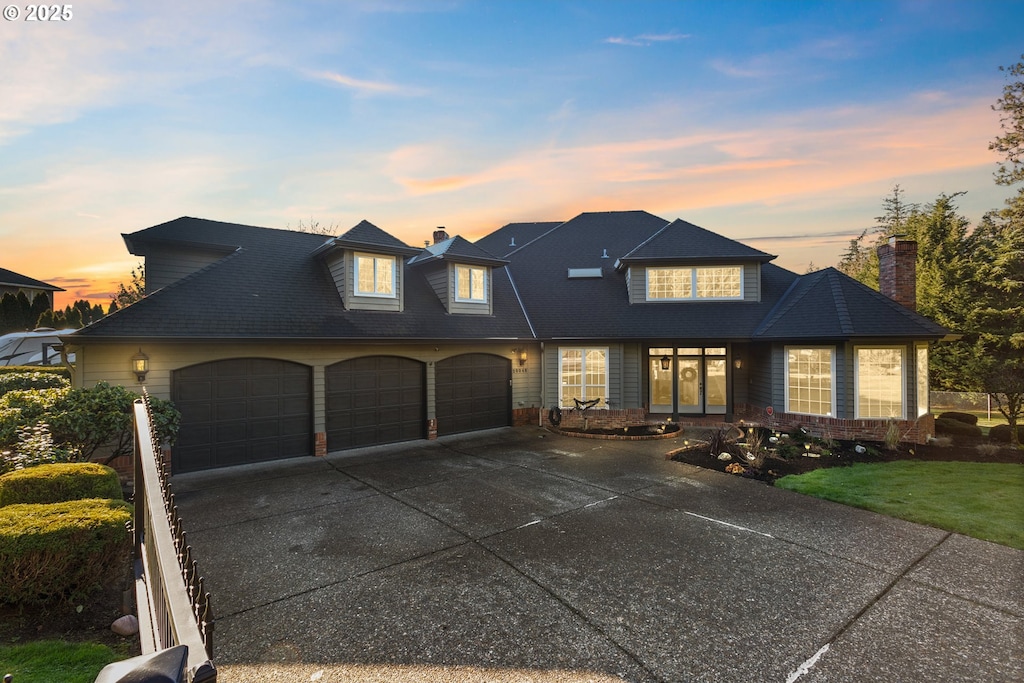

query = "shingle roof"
[619,219,776,264]
[754,267,948,339]
[0,268,64,292]
[410,235,508,267]
[74,218,532,341]
[327,220,422,256]
[475,221,563,257]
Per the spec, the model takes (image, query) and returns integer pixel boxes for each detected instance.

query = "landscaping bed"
[668,428,1022,484]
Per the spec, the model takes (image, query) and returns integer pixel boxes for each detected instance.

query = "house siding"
[144,245,232,293]
[446,263,493,316]
[627,262,761,303]
[344,251,404,312]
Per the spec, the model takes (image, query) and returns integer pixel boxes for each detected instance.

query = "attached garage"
[326,356,426,451]
[171,358,313,474]
[435,353,511,436]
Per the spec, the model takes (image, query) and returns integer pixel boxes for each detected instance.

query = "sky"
[2,0,1021,310]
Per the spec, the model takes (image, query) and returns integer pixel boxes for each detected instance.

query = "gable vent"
[568,268,603,279]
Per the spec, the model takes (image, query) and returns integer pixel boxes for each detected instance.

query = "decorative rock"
[717,452,732,461]
[854,444,867,454]
[111,614,139,637]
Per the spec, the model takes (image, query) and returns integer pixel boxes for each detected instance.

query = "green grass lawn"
[776,461,1024,550]
[0,640,124,683]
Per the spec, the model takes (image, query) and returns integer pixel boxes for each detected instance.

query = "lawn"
[0,640,124,683]
[775,461,1024,550]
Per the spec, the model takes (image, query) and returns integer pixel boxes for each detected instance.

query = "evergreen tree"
[29,293,51,329]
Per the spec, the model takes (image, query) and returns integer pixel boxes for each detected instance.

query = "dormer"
[615,219,776,304]
[409,231,508,315]
[313,220,421,311]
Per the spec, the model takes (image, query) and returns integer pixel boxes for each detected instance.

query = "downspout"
[539,341,545,426]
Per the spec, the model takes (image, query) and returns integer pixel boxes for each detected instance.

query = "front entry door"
[649,347,727,415]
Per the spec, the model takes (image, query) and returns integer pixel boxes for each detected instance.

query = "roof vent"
[601,249,609,259]
[568,268,603,279]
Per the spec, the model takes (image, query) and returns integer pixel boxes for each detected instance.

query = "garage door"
[435,353,511,436]
[326,356,426,450]
[171,358,312,474]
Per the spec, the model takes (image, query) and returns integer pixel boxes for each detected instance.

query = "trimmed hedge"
[989,424,1024,443]
[0,463,122,507]
[934,417,983,438]
[0,366,70,380]
[937,411,979,426]
[0,498,132,604]
[0,370,70,397]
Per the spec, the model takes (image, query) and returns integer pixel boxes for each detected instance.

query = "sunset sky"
[2,0,1020,310]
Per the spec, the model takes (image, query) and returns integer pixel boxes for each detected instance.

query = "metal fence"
[132,394,217,682]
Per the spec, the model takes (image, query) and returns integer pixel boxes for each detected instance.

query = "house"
[0,267,64,309]
[65,211,948,473]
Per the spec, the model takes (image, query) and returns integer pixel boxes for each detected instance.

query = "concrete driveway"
[171,426,1024,682]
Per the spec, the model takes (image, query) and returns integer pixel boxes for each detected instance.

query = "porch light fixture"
[734,358,743,370]
[514,348,527,366]
[660,355,671,371]
[131,349,150,383]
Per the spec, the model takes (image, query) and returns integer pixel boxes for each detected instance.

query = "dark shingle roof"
[0,268,64,292]
[74,218,532,341]
[475,221,563,258]
[327,220,422,256]
[620,219,776,264]
[410,235,508,267]
[754,267,948,339]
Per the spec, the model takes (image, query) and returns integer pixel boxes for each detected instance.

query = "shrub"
[0,462,122,507]
[0,370,70,397]
[0,365,70,380]
[937,411,979,426]
[976,443,1004,457]
[989,424,1024,443]
[0,498,132,604]
[0,422,82,475]
[935,417,983,438]
[0,387,69,447]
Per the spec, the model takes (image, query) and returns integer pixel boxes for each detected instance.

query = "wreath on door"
[681,367,698,382]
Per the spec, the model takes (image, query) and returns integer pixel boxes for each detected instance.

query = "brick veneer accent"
[427,418,438,440]
[734,403,935,445]
[878,238,917,311]
[555,407,650,430]
[314,431,327,457]
[512,407,540,426]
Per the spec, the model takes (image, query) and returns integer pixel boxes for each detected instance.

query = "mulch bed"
[0,585,140,654]
[668,432,1023,484]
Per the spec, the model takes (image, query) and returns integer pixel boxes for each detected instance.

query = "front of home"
[65,211,948,473]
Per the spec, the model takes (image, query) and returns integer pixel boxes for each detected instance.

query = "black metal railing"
[132,393,216,682]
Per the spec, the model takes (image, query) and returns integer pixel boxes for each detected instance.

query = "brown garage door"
[171,358,312,474]
[325,356,426,450]
[435,353,511,436]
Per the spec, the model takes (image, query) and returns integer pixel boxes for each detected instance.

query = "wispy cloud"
[604,32,689,47]
[306,70,424,96]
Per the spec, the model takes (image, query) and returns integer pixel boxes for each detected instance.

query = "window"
[646,266,742,300]
[916,345,929,417]
[786,347,835,417]
[355,254,396,297]
[856,347,905,419]
[560,348,607,408]
[455,264,487,302]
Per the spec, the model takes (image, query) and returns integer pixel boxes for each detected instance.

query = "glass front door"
[649,347,728,415]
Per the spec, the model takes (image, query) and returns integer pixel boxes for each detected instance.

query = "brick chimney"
[877,237,917,311]
[433,227,449,245]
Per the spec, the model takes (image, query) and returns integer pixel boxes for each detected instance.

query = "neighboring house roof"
[69,210,949,344]
[74,217,533,341]
[0,267,64,292]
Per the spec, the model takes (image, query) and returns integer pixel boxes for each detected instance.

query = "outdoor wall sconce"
[734,358,743,370]
[514,348,527,366]
[660,355,671,371]
[131,349,150,383]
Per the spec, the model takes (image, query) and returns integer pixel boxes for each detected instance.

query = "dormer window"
[646,266,742,301]
[355,253,396,297]
[455,264,487,303]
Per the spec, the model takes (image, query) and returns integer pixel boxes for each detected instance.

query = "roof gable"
[0,268,64,292]
[410,235,508,267]
[327,220,421,256]
[619,219,776,264]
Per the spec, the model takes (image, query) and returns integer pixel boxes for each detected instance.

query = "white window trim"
[454,264,488,303]
[784,346,836,417]
[558,347,609,409]
[645,265,744,301]
[916,344,930,418]
[354,252,397,298]
[854,345,906,420]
